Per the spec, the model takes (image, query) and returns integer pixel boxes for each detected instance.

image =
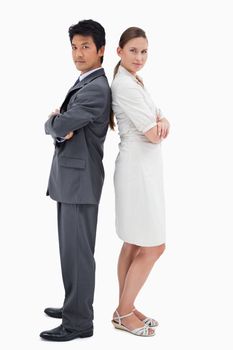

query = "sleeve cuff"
[142,121,157,133]
[56,137,66,143]
[156,108,164,120]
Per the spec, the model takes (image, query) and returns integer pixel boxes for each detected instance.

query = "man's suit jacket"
[45,68,111,204]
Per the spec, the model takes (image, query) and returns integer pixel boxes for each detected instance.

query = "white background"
[0,0,233,348]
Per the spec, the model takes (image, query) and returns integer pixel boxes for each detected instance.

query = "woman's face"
[117,37,148,75]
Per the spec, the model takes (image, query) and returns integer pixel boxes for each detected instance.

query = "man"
[40,20,111,342]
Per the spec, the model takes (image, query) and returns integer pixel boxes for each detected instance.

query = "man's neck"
[80,66,102,75]
[79,67,102,82]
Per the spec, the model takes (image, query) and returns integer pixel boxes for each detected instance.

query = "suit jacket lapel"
[60,68,105,113]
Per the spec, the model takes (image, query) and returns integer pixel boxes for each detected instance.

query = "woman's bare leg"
[114,243,165,331]
[117,243,140,301]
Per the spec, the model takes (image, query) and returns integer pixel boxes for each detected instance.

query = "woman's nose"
[135,56,142,62]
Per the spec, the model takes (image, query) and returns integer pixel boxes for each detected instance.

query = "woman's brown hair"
[109,27,147,130]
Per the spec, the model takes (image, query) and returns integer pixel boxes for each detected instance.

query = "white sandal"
[132,307,159,327]
[112,310,155,337]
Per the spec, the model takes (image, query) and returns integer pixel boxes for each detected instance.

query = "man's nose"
[74,48,83,57]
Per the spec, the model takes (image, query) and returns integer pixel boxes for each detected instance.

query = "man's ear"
[98,46,105,58]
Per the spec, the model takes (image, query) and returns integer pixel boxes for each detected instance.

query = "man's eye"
[72,47,76,50]
[142,50,147,54]
[83,45,89,49]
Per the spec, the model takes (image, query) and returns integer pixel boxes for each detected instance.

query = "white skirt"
[114,139,166,247]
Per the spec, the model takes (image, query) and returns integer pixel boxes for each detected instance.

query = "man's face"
[71,35,104,74]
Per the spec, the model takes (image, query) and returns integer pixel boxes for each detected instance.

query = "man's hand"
[48,108,74,141]
[156,117,170,139]
[48,108,60,119]
[64,131,74,140]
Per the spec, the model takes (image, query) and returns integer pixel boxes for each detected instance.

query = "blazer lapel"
[60,68,105,113]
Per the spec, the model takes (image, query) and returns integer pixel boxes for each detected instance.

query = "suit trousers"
[57,202,98,331]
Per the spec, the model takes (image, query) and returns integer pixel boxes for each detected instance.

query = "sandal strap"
[144,317,158,327]
[132,308,158,327]
[132,325,151,336]
[113,310,134,325]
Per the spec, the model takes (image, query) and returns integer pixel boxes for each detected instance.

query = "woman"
[110,27,170,337]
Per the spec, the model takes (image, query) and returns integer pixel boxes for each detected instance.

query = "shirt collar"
[79,67,102,82]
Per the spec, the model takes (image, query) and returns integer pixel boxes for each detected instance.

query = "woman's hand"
[156,117,170,138]
[144,125,162,144]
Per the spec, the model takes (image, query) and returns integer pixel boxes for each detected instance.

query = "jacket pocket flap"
[59,156,86,169]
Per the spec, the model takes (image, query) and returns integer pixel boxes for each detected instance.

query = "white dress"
[111,65,166,247]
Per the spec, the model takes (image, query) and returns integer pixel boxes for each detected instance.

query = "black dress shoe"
[44,307,63,318]
[40,324,93,341]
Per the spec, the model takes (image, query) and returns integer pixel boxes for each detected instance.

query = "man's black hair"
[69,19,105,63]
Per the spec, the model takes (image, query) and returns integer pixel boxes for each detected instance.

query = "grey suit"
[44,68,111,332]
[45,68,111,204]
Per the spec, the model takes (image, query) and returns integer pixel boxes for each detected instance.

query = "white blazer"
[111,65,163,138]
